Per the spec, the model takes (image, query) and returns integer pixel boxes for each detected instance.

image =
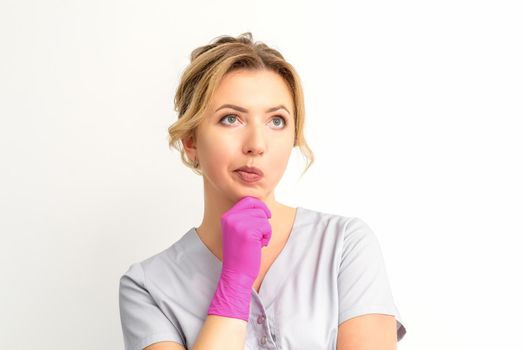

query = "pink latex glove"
[207,196,272,322]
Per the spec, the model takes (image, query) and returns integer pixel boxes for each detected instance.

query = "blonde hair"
[167,32,314,178]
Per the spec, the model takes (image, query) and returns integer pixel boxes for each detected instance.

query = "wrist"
[207,268,254,321]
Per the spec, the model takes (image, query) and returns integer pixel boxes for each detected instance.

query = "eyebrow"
[215,104,291,115]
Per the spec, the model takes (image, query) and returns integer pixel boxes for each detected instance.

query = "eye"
[218,114,288,129]
[219,114,239,126]
[271,116,288,129]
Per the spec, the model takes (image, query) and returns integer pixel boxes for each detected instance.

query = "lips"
[234,166,264,177]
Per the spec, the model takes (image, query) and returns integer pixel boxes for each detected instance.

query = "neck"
[195,176,290,261]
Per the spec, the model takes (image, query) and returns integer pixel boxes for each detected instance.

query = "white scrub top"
[119,206,407,349]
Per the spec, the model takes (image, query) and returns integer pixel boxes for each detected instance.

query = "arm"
[336,314,397,350]
[151,198,270,350]
[337,218,406,348]
[142,314,247,350]
[145,342,187,350]
[192,315,247,350]
[189,197,271,350]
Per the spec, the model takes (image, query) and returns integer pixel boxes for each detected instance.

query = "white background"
[1,0,523,349]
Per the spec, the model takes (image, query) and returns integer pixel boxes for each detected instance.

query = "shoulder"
[119,233,188,288]
[298,207,381,262]
[298,206,368,239]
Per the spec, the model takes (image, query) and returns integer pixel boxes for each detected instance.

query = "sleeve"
[118,262,186,350]
[337,217,407,342]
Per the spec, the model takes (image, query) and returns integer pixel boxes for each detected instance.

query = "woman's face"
[186,69,295,203]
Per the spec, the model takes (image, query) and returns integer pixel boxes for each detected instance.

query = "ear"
[181,133,197,160]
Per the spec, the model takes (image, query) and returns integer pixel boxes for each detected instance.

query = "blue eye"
[219,114,287,129]
[219,115,238,125]
[271,116,287,128]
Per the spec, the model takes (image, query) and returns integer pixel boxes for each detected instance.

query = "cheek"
[201,133,235,157]
[268,150,292,177]
[274,150,290,164]
[200,138,239,174]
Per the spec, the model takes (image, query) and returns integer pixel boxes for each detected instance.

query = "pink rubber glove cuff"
[207,268,253,321]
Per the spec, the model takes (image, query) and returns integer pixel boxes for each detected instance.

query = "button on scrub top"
[119,206,407,349]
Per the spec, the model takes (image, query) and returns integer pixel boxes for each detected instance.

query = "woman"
[119,32,407,350]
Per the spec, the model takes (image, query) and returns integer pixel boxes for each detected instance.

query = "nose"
[242,120,266,156]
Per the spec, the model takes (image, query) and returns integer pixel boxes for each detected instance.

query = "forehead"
[209,69,293,112]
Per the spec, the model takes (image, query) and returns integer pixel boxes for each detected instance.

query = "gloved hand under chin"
[207,196,272,322]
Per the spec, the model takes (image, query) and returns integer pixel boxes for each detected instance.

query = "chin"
[230,187,264,200]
